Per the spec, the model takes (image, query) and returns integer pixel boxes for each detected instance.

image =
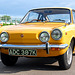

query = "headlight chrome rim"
[51,29,62,40]
[39,31,50,42]
[0,32,9,42]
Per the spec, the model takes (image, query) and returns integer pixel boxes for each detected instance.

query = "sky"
[0,0,75,18]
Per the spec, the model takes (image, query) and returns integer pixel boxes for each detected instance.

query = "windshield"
[21,8,71,23]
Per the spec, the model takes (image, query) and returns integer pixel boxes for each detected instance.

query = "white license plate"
[9,49,37,56]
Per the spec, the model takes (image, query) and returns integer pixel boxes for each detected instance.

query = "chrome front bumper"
[0,42,68,54]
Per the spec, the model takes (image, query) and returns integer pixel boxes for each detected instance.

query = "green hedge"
[3,23,14,26]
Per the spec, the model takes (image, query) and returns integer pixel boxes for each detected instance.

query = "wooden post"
[15,18,17,25]
[5,17,7,24]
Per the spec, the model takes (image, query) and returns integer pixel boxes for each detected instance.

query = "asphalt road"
[0,54,75,75]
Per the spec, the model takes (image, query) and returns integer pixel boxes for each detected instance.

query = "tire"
[1,53,18,66]
[58,40,74,70]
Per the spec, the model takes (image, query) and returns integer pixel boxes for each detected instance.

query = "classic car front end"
[0,7,75,70]
[0,23,69,57]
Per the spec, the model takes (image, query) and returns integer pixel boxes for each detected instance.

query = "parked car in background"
[0,7,75,70]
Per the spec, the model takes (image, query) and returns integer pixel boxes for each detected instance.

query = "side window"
[72,11,75,24]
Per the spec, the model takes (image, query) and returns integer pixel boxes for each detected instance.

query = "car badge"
[21,34,24,37]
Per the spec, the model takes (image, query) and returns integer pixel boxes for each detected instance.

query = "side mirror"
[65,20,70,25]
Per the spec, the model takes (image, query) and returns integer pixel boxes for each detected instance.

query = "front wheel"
[1,53,18,66]
[58,42,73,70]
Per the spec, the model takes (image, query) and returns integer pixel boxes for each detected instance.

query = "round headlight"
[39,31,50,42]
[0,32,9,42]
[51,29,62,40]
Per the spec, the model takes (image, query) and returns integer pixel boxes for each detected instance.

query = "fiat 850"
[0,7,75,70]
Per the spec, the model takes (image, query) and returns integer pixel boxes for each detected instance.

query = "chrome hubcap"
[67,46,72,65]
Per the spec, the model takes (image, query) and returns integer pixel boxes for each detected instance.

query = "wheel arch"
[70,37,75,52]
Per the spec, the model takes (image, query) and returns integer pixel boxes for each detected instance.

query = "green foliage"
[3,23,14,26]
[10,23,14,25]
[1,15,11,21]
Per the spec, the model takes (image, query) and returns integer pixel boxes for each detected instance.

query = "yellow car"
[0,7,75,70]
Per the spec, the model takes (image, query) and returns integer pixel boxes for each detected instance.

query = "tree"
[1,15,11,21]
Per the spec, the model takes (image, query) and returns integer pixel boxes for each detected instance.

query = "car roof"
[30,7,72,11]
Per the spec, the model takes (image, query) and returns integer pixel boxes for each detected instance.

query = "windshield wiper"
[53,19,65,22]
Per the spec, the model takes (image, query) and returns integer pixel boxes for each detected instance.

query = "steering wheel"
[30,19,41,22]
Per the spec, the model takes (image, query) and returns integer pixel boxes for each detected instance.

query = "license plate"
[9,49,37,56]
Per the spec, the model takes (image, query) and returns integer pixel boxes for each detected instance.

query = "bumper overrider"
[0,42,68,54]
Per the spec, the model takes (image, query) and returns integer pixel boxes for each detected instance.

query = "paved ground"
[0,54,75,75]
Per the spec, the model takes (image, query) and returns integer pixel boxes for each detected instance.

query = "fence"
[0,17,22,25]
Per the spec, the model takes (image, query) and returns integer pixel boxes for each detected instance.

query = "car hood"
[1,23,65,32]
[0,23,65,44]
